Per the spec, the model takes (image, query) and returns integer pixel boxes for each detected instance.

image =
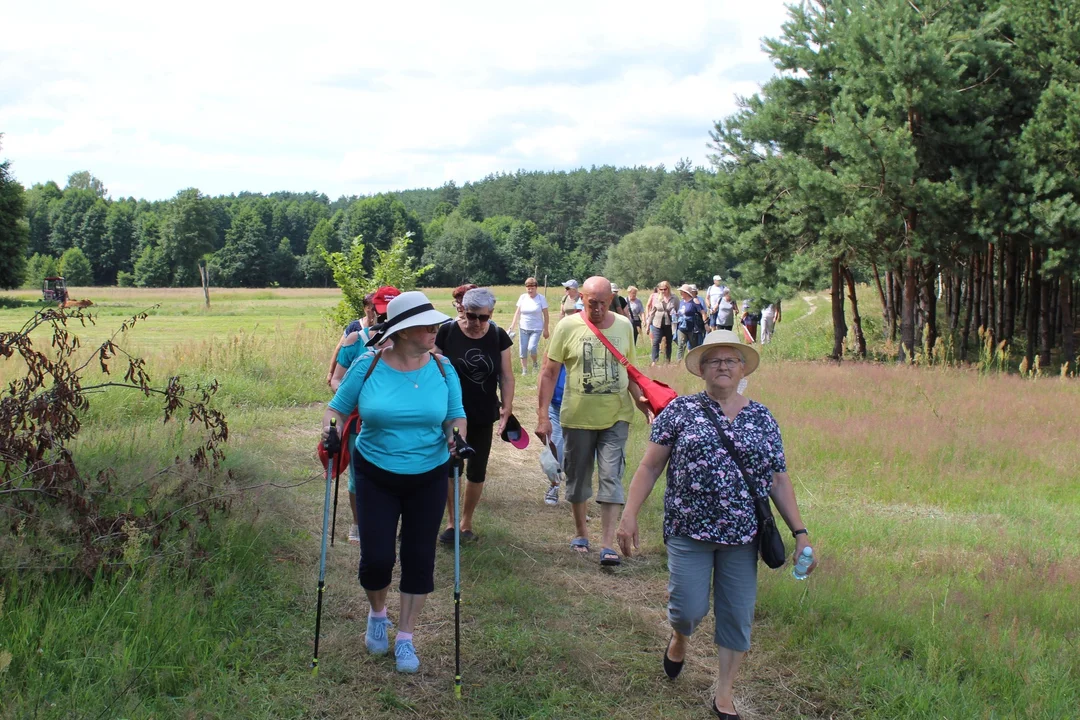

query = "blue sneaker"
[365,616,392,656]
[395,639,420,673]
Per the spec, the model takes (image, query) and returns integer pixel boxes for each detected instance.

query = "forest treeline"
[1,0,1078,370]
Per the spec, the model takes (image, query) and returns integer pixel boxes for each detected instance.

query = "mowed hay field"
[1,286,1079,719]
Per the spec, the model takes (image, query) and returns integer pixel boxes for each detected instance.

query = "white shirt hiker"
[516,293,549,332]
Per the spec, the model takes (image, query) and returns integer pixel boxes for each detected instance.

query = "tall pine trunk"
[885,270,898,341]
[902,256,918,362]
[1063,273,1076,372]
[923,262,938,357]
[961,258,975,362]
[844,265,867,358]
[973,252,984,334]
[996,239,1006,341]
[1026,247,1040,369]
[985,243,995,344]
[830,256,847,360]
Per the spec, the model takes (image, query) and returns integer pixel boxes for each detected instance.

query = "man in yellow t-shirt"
[536,276,651,568]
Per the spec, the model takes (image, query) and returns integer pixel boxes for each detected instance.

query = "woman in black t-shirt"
[434,287,515,543]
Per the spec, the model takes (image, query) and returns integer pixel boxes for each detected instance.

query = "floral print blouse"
[649,393,787,545]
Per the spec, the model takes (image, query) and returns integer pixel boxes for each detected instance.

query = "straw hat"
[685,329,760,377]
[365,290,451,346]
[678,283,694,296]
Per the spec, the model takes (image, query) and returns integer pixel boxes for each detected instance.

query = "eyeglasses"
[465,313,490,322]
[700,357,743,370]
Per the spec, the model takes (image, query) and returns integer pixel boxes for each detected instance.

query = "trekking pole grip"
[325,417,340,454]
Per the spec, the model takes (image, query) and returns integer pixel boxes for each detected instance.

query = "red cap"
[372,286,401,314]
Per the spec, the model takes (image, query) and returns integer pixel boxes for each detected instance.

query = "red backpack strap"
[580,314,630,368]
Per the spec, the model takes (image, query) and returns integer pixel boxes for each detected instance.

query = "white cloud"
[0,0,792,199]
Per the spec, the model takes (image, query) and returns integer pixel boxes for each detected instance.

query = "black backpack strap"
[696,393,758,500]
[363,349,382,382]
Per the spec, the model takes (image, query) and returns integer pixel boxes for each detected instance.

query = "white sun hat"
[365,290,451,346]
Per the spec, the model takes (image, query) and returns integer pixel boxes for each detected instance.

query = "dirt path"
[276,408,827,719]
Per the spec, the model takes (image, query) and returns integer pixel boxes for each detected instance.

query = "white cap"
[713,275,722,282]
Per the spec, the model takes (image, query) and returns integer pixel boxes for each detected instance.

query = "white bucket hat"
[684,329,760,377]
[365,290,451,346]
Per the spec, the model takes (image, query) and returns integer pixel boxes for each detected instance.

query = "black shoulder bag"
[697,394,787,569]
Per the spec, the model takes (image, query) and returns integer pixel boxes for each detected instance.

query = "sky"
[1,0,792,201]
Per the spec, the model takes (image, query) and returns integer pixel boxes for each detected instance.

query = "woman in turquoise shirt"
[323,291,466,674]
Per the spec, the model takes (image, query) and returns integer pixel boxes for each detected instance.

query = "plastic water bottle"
[792,546,814,580]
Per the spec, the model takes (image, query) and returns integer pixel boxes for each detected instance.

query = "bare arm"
[497,346,515,435]
[326,336,345,386]
[616,441,672,556]
[508,306,522,332]
[770,471,817,573]
[542,307,550,338]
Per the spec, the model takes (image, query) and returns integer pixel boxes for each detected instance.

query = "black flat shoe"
[662,635,684,679]
[711,699,740,719]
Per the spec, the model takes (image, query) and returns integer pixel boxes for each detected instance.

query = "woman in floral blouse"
[616,329,817,720]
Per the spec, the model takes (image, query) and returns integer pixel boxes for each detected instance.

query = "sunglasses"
[418,324,441,333]
[465,313,490,322]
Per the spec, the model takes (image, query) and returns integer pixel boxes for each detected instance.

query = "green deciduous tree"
[0,144,29,290]
[161,188,217,286]
[604,226,687,290]
[22,253,59,289]
[58,246,93,286]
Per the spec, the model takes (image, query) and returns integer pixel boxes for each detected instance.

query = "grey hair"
[462,287,497,312]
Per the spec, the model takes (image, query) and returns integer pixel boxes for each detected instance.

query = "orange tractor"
[42,276,93,308]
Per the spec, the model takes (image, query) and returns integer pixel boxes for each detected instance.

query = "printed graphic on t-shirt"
[580,336,623,395]
[459,347,495,385]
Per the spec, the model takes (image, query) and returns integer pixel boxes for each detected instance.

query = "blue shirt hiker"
[329,351,465,475]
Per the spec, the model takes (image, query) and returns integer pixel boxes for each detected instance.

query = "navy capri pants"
[356,455,448,595]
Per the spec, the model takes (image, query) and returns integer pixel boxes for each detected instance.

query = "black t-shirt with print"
[436,321,513,424]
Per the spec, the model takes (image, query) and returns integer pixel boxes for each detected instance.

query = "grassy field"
[1,286,1078,719]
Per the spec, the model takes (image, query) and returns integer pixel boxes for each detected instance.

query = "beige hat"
[685,329,760,377]
[678,283,694,296]
[611,283,620,292]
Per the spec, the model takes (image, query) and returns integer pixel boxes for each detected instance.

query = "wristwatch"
[792,528,808,539]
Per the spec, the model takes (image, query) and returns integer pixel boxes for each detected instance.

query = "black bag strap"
[696,393,760,501]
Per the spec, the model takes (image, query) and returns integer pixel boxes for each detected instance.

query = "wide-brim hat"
[678,283,694,296]
[685,329,761,377]
[372,286,401,314]
[366,290,451,346]
[499,414,530,450]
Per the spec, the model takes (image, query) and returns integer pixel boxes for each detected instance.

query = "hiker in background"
[508,277,550,375]
[627,286,645,345]
[690,286,708,347]
[326,293,377,387]
[761,302,780,345]
[542,365,568,506]
[714,289,735,332]
[610,283,631,320]
[676,284,707,360]
[329,286,401,545]
[616,329,816,719]
[536,276,651,568]
[436,288,514,545]
[705,275,727,331]
[560,279,582,318]
[452,284,479,320]
[649,281,677,366]
[323,291,465,675]
[740,300,761,344]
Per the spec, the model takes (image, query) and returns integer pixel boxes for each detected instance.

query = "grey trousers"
[665,536,757,651]
[562,421,629,505]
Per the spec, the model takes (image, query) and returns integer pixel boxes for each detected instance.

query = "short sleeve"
[762,409,787,474]
[329,352,375,415]
[496,327,513,352]
[442,358,465,420]
[649,398,682,447]
[547,319,570,364]
[337,333,363,368]
[516,294,526,309]
[538,295,548,309]
[435,323,452,351]
[344,319,362,336]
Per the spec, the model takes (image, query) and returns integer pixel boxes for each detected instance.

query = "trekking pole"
[451,427,475,699]
[330,462,340,547]
[312,417,340,676]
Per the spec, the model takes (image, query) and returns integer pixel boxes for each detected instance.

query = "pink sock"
[396,631,413,644]
[369,608,387,619]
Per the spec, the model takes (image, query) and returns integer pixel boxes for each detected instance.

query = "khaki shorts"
[562,421,629,504]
